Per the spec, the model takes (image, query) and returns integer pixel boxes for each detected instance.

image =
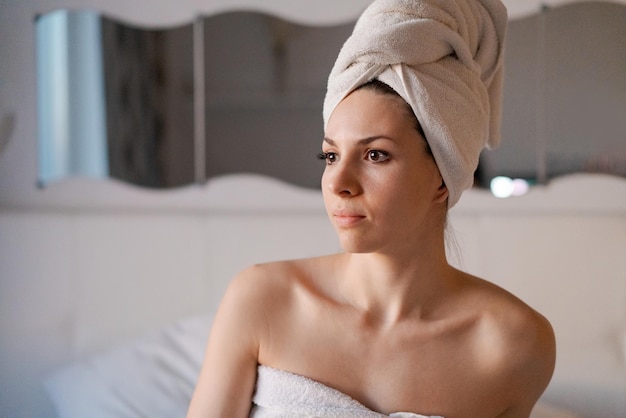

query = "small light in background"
[510,178,530,196]
[490,176,530,198]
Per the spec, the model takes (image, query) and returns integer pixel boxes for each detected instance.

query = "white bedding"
[45,314,212,418]
[44,313,581,418]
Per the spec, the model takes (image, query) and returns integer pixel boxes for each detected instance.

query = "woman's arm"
[187,267,270,418]
[499,308,557,418]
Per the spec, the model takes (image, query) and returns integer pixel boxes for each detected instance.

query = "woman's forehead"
[325,90,416,139]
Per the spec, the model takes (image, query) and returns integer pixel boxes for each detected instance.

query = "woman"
[187,0,556,417]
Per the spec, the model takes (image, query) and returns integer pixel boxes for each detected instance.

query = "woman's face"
[321,88,448,254]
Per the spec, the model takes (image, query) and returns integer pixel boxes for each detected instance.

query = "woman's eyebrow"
[323,136,393,146]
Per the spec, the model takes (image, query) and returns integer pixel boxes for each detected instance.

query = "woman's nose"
[324,160,362,197]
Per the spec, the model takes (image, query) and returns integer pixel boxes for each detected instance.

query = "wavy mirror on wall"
[481,1,626,194]
[200,13,352,188]
[36,10,195,188]
[35,10,352,189]
[35,3,626,191]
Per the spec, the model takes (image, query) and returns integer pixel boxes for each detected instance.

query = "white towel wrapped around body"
[323,0,508,207]
[251,365,443,418]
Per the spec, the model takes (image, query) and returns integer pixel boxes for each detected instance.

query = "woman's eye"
[317,152,338,165]
[366,150,390,162]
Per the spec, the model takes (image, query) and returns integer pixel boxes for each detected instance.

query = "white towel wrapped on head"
[323,0,508,208]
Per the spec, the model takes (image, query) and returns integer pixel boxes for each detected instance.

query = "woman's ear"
[434,181,448,204]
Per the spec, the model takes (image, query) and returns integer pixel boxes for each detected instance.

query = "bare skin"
[187,89,556,418]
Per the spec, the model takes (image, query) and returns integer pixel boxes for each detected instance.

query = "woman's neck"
[335,244,457,327]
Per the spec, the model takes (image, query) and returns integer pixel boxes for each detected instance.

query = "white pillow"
[44,313,213,418]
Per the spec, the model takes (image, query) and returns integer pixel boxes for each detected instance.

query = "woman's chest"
[260,318,510,417]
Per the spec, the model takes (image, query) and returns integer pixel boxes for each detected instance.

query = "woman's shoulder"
[224,254,339,310]
[235,253,335,284]
[459,272,554,352]
[463,273,554,346]
[459,272,556,401]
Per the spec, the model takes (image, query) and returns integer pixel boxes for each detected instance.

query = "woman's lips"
[332,211,366,227]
